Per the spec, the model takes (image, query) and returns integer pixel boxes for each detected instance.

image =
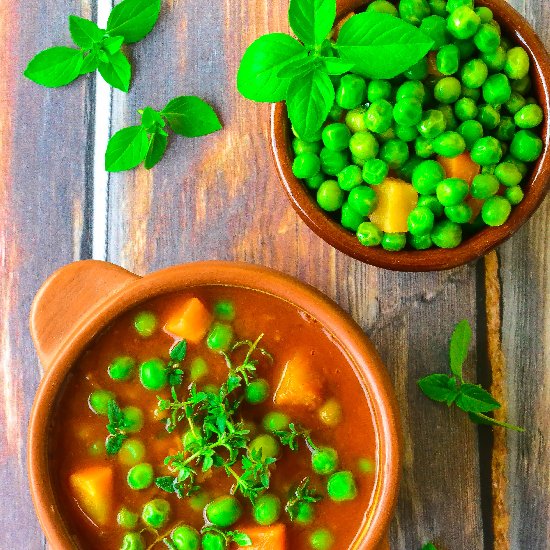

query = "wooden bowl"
[272,0,550,271]
[28,260,400,550]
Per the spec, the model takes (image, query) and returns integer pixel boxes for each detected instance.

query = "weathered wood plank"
[0,1,94,548]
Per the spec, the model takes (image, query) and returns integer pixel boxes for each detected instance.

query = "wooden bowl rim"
[271,0,550,272]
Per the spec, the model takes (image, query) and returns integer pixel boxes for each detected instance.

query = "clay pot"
[271,0,550,271]
[28,260,401,549]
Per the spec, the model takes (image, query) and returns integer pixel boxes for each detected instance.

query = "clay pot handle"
[30,260,138,370]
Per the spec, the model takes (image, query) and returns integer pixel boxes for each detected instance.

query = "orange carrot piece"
[437,153,480,184]
[236,524,287,550]
[164,297,213,344]
[69,466,113,526]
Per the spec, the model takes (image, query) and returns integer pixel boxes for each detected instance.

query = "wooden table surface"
[0,1,548,548]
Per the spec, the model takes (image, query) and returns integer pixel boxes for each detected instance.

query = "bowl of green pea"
[270,0,550,271]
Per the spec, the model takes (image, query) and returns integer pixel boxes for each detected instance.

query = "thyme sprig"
[285,477,322,521]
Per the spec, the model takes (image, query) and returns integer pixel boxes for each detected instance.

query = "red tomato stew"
[48,287,379,550]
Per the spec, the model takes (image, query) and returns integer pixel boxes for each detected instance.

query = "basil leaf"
[286,67,334,141]
[107,0,162,44]
[449,319,471,380]
[237,33,306,102]
[288,0,336,47]
[162,96,222,137]
[170,340,188,362]
[455,383,501,414]
[231,532,253,546]
[80,52,100,75]
[417,373,459,405]
[102,35,125,55]
[105,125,149,172]
[469,412,524,432]
[277,56,320,79]
[69,15,104,49]
[140,106,165,130]
[322,56,354,75]
[422,544,438,550]
[144,132,168,170]
[24,47,84,88]
[98,50,132,92]
[336,12,434,79]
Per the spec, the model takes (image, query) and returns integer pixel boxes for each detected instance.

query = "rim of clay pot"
[272,0,550,272]
[28,260,401,550]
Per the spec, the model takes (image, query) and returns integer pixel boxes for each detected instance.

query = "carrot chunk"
[69,466,113,526]
[164,297,213,344]
[437,153,480,184]
[236,524,287,550]
[369,178,418,233]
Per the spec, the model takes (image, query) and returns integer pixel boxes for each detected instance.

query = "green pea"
[496,117,516,142]
[505,47,530,80]
[171,526,201,550]
[417,194,444,217]
[362,158,389,185]
[252,494,281,526]
[514,104,543,129]
[431,220,463,248]
[205,495,242,527]
[188,491,210,513]
[395,123,419,143]
[417,109,446,139]
[477,104,501,131]
[142,499,170,529]
[436,178,469,206]
[377,126,397,143]
[88,389,115,415]
[250,434,280,459]
[327,102,344,122]
[336,74,367,110]
[262,411,290,433]
[293,153,321,179]
[127,463,154,490]
[190,357,208,381]
[293,138,322,156]
[456,38,476,60]
[454,97,478,121]
[245,379,270,404]
[207,323,233,352]
[320,148,349,176]
[474,23,500,54]
[349,131,379,160]
[317,180,345,212]
[437,44,460,75]
[121,532,145,550]
[482,196,512,226]
[510,129,543,162]
[345,107,369,133]
[341,202,365,232]
[399,0,431,26]
[322,123,351,152]
[139,358,167,391]
[403,57,429,80]
[420,15,450,50]
[393,98,423,127]
[415,136,435,159]
[309,528,334,550]
[108,356,135,381]
[201,533,225,550]
[295,502,315,524]
[434,77,462,104]
[408,206,435,236]
[367,80,392,102]
[504,154,529,176]
[461,59,488,88]
[348,186,378,216]
[365,100,393,133]
[380,139,410,169]
[470,136,503,165]
[117,507,138,529]
[457,120,484,149]
[445,203,473,223]
[438,104,458,131]
[338,165,364,192]
[367,0,398,15]
[118,438,146,466]
[396,80,426,103]
[482,46,507,71]
[358,457,376,474]
[432,131,466,158]
[305,173,325,190]
[398,156,423,182]
[123,406,144,433]
[327,471,358,502]
[483,74,511,105]
[446,0,474,11]
[461,85,481,101]
[495,162,523,187]
[511,75,532,95]
[381,233,407,251]
[357,222,383,247]
[504,185,524,205]
[447,6,480,40]
[429,0,448,17]
[88,440,104,457]
[409,233,433,250]
[312,447,339,475]
[470,174,500,199]
[134,311,157,337]
[412,160,445,195]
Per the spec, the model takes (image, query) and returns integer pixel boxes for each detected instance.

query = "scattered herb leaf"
[106,0,161,44]
[285,477,322,521]
[421,544,438,550]
[274,422,317,452]
[288,0,336,48]
[449,318,471,381]
[105,399,130,454]
[200,526,252,547]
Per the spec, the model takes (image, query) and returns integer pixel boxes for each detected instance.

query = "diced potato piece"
[427,51,442,77]
[274,351,323,410]
[69,466,113,526]
[369,178,418,233]
[437,153,480,184]
[237,524,287,550]
[164,297,213,344]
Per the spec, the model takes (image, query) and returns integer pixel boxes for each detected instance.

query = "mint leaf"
[469,413,524,432]
[170,340,187,362]
[287,67,334,141]
[69,15,104,49]
[98,50,132,92]
[237,33,306,102]
[449,319,472,380]
[107,0,162,44]
[336,12,433,79]
[455,384,501,414]
[162,96,222,137]
[24,47,84,87]
[102,35,125,55]
[144,132,168,170]
[418,374,459,405]
[80,52,100,74]
[105,126,149,172]
[289,0,336,47]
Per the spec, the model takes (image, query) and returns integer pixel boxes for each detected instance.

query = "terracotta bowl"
[272,0,550,271]
[28,260,401,550]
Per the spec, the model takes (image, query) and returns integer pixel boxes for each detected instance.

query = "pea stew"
[49,287,378,550]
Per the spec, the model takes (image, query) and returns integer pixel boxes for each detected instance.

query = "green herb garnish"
[274,422,318,451]
[285,477,322,520]
[165,340,187,386]
[200,527,252,547]
[105,399,130,454]
[418,320,524,432]
[421,544,438,550]
[24,0,161,92]
[105,96,222,172]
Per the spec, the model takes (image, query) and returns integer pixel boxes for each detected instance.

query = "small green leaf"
[237,33,307,102]
[69,15,104,49]
[107,0,162,44]
[421,544,438,550]
[144,132,168,170]
[102,35,125,55]
[449,319,472,380]
[98,50,132,92]
[24,47,84,88]
[80,52,100,75]
[231,532,253,546]
[105,125,149,172]
[469,412,524,432]
[140,106,165,130]
[322,57,354,75]
[277,56,320,79]
[155,476,176,492]
[286,67,334,141]
[170,340,188,362]
[162,96,222,137]
[456,384,501,413]
[289,0,336,47]
[417,373,459,404]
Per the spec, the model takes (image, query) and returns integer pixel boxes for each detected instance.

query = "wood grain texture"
[0,1,95,548]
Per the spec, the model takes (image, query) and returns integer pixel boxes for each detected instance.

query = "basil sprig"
[237,0,434,141]
[24,0,161,92]
[105,96,222,172]
[418,320,524,432]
